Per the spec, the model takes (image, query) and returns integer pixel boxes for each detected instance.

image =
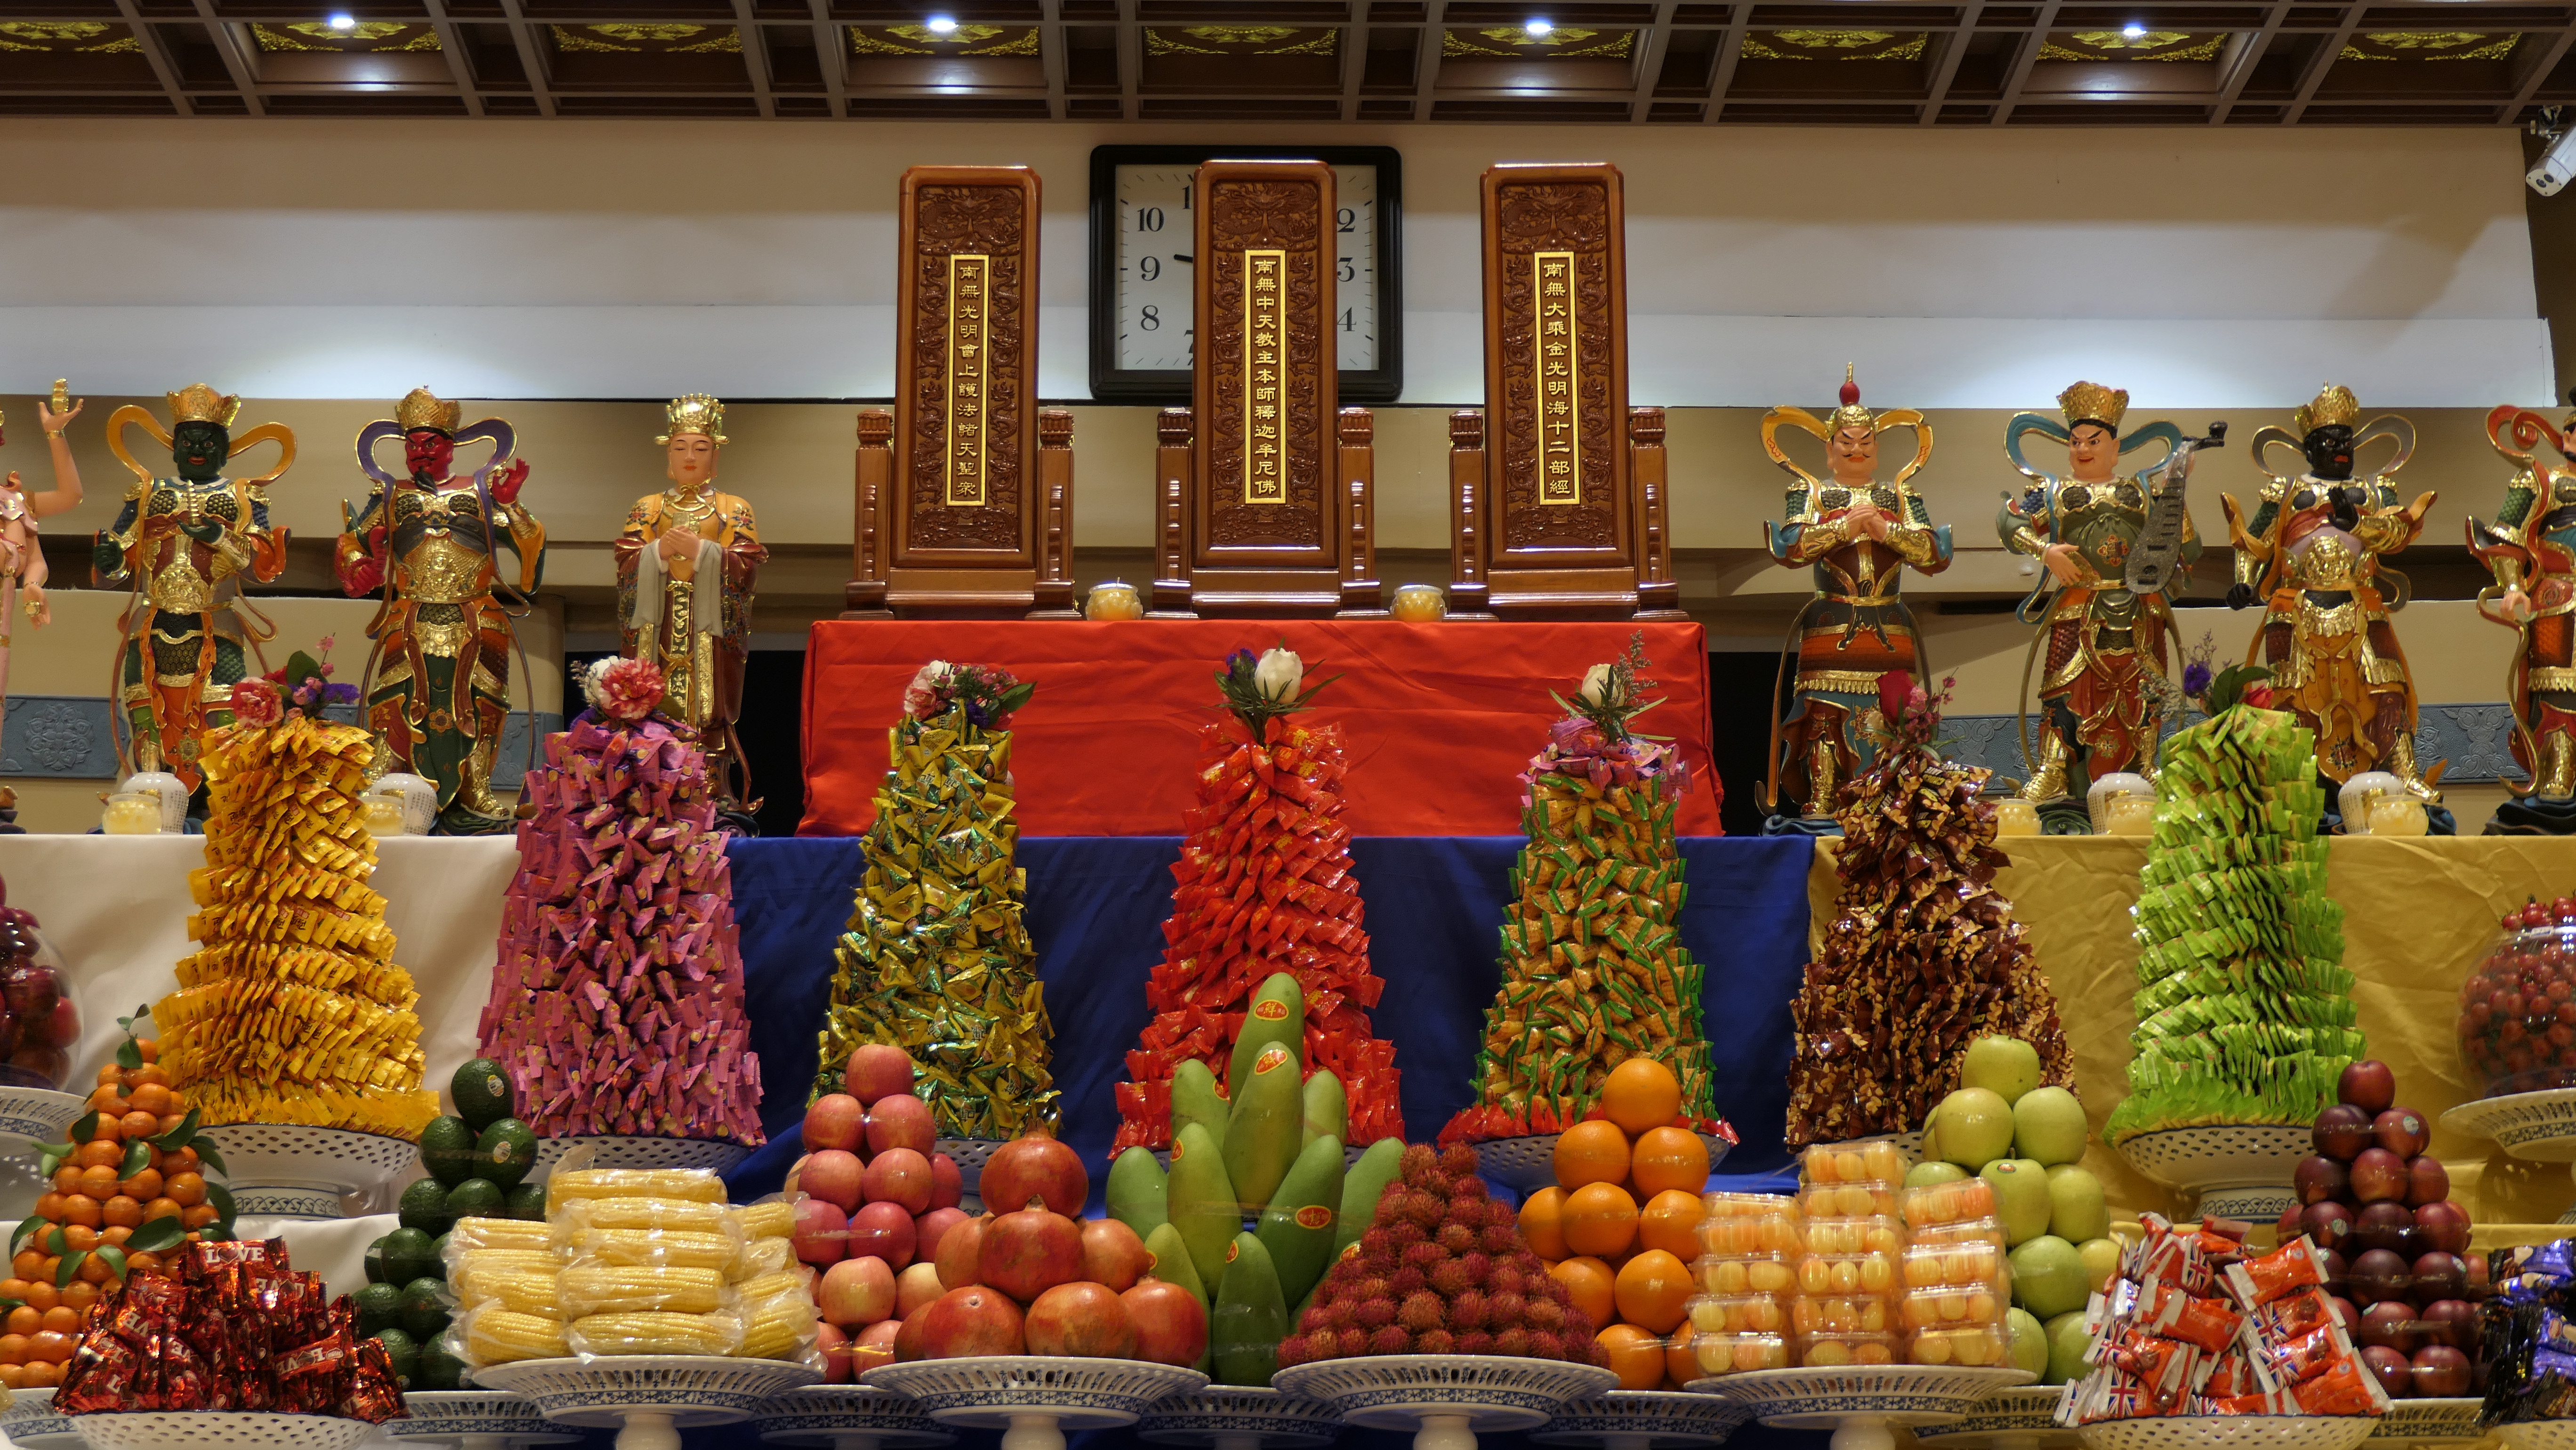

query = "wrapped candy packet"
[2222,1237,2326,1309]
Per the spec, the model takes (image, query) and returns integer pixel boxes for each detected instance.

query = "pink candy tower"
[476,659,764,1144]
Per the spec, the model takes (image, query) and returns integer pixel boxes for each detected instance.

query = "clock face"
[1112,162,1382,375]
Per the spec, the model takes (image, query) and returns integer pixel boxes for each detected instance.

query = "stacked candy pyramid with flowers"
[1114,645,1403,1151]
[477,656,763,1144]
[817,661,1057,1139]
[159,644,438,1138]
[1445,637,1731,1143]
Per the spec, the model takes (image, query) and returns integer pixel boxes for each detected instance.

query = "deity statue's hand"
[2041,542,2087,587]
[2504,586,2537,624]
[1845,500,1891,542]
[179,520,224,546]
[22,587,45,628]
[2225,582,2257,610]
[35,399,80,437]
[491,458,530,505]
[339,549,386,598]
[657,527,701,562]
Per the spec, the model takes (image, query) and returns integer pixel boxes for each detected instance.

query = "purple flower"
[2182,662,2212,697]
[1225,648,1258,677]
[324,682,359,705]
[965,699,990,727]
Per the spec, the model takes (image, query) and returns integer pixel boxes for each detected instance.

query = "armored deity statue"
[335,388,546,834]
[0,383,89,725]
[1762,367,1952,830]
[614,394,765,823]
[94,385,291,792]
[2222,384,2446,830]
[1998,382,2221,817]
[2468,393,2576,834]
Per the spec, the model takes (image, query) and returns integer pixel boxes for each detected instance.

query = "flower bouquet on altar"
[1114,644,1405,1152]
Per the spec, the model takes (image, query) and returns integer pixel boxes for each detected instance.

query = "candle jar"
[361,797,406,838]
[372,773,438,835]
[2338,772,2404,835]
[2107,796,2157,837]
[123,771,189,833]
[101,792,162,836]
[1993,798,2040,838]
[2367,796,2428,837]
[1390,584,1448,622]
[1085,582,1144,621]
[2084,772,2154,834]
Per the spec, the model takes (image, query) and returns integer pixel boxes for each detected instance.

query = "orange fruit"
[72,1143,118,1172]
[119,1170,162,1204]
[59,1283,97,1313]
[20,1282,56,1314]
[28,1331,70,1365]
[181,1205,218,1231]
[1518,1186,1570,1260]
[118,1112,158,1141]
[165,1173,205,1208]
[1561,1181,1639,1258]
[36,1308,74,1337]
[1665,1324,1703,1388]
[1637,1189,1705,1258]
[1,1308,35,1338]
[47,1167,77,1196]
[127,1084,171,1117]
[7,1256,38,1287]
[1630,1126,1710,1198]
[1598,1323,1665,1391]
[1553,1120,1633,1190]
[1615,1248,1694,1335]
[102,1197,142,1231]
[1551,1256,1617,1326]
[142,1198,181,1224]
[1602,1058,1682,1136]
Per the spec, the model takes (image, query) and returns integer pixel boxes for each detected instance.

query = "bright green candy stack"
[2106,700,2359,1140]
[814,664,1059,1139]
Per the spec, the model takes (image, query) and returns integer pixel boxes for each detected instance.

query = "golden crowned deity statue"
[0,382,88,731]
[2468,391,2576,833]
[1998,381,2217,815]
[614,394,766,820]
[335,387,546,833]
[94,384,292,793]
[1761,366,1953,830]
[2222,383,2447,830]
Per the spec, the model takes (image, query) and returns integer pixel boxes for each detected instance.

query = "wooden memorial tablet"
[1446,162,1681,621]
[1147,159,1381,619]
[845,164,1077,620]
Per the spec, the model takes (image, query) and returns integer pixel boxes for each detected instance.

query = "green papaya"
[1256,1133,1344,1311]
[1300,1068,1346,1152]
[1227,973,1305,1096]
[1335,1137,1406,1258]
[1108,1147,1170,1243]
[1143,1223,1208,1314]
[1220,1039,1303,1213]
[1167,1122,1240,1287]
[1211,1231,1288,1388]
[1172,1058,1230,1152]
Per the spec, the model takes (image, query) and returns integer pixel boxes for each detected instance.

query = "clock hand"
[1174,254,1193,264]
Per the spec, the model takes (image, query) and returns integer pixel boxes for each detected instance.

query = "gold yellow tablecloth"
[1810,834,2576,1228]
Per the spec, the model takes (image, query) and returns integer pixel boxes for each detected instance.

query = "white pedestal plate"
[2,1387,76,1450]
[2365,1400,2485,1449]
[1698,1362,2031,1450]
[474,1354,821,1450]
[1914,1386,2076,1450]
[2441,1089,2576,1223]
[2075,1417,2381,1450]
[69,1412,378,1450]
[198,1125,418,1220]
[867,1354,1206,1450]
[1531,1389,1751,1449]
[528,1136,753,1182]
[1273,1353,1619,1450]
[750,1386,952,1450]
[1136,1385,1344,1450]
[2112,1125,2314,1220]
[392,1391,583,1450]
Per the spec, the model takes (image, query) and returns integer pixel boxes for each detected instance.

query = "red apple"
[845,1044,917,1106]
[2317,1248,2348,1288]
[820,1255,898,1328]
[2315,1104,2375,1161]
[2328,1296,2361,1335]
[848,1200,919,1270]
[983,1134,1089,1218]
[2406,1156,2450,1208]
[2412,1251,2466,1301]
[866,1094,937,1158]
[806,1093,868,1153]
[1081,1217,1153,1293]
[2351,1147,2410,1204]
[793,1198,848,1266]
[815,1322,851,1384]
[934,1214,988,1289]
[2351,1200,2415,1255]
[2351,1249,2411,1305]
[920,1285,1027,1359]
[2415,1199,2473,1255]
[929,1152,964,1211]
[2360,1344,2413,1400]
[2420,1299,2478,1349]
[894,1303,934,1361]
[2374,1108,2431,1160]
[980,1203,1085,1304]
[851,1318,902,1377]
[2294,1155,2351,1207]
[2277,1205,2305,1241]
[800,1149,866,1213]
[896,1261,945,1316]
[862,1147,934,1216]
[1125,1276,1211,1368]
[2340,1060,2398,1114]
[2301,1200,2354,1252]
[1026,1281,1138,1359]
[916,1207,970,1266]
[2359,1299,2419,1353]
[2413,1344,2471,1398]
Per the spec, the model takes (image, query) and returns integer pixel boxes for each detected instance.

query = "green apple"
[2010,1234,2092,1320]
[1919,1118,1943,1165]
[2077,1236,2122,1295]
[1932,1087,2015,1169]
[2045,1164,2109,1244]
[1960,1036,2043,1105]
[1980,1158,2051,1245]
[2006,1307,2047,1378]
[2012,1086,2089,1167]
[2045,1309,2092,1385]
[1905,1160,1969,1189]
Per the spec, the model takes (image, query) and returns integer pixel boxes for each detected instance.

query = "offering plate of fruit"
[866,1356,1208,1450]
[1273,1353,1620,1450]
[2112,1125,2314,1222]
[2445,896,2576,1160]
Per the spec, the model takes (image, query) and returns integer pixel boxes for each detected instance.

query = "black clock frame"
[1086,142,1405,405]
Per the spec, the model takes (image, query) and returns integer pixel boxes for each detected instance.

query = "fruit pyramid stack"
[2105,701,2357,1140]
[1279,1142,1609,1368]
[815,663,1057,1139]
[0,879,78,1090]
[478,659,763,1144]
[159,707,437,1137]
[1443,656,1730,1142]
[1115,648,1402,1152]
[1784,675,2075,1146]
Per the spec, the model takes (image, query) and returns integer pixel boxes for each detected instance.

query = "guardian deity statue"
[2469,393,2576,834]
[2222,384,2447,831]
[614,394,765,824]
[94,385,291,793]
[336,388,546,834]
[1761,366,1952,831]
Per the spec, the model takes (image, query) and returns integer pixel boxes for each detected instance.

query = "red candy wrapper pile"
[2059,1215,2392,1424]
[1114,719,1404,1151]
[55,1238,405,1422]
[477,714,765,1143]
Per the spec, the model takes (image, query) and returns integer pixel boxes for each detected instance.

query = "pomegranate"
[1125,1276,1211,1368]
[1026,1281,1138,1359]
[895,1262,945,1316]
[919,1285,1027,1359]
[1081,1217,1154,1293]
[983,1133,1089,1218]
[893,1303,934,1361]
[934,1213,988,1289]
[980,1203,1085,1304]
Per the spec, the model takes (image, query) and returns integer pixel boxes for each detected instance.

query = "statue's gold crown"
[168,384,240,428]
[2059,380,2128,431]
[395,387,462,435]
[2294,383,2362,436]
[1826,363,1875,435]
[657,394,727,446]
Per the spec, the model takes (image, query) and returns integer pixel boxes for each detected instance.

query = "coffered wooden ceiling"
[0,0,2564,123]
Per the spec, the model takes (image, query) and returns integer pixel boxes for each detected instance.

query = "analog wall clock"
[1087,143,1404,404]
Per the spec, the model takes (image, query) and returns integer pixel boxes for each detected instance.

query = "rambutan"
[1354,1276,1391,1304]
[1387,1221,1427,1250]
[1457,1330,1495,1356]
[1299,1305,1330,1335]
[1368,1325,1412,1356]
[1399,1292,1445,1334]
[1337,1328,1370,1359]
[1565,1306,1599,1341]
[1428,1261,1472,1297]
[1489,1264,1527,1299]
[1487,1198,1519,1228]
[1356,1299,1397,1330]
[1494,1326,1532,1357]
[1400,1144,1441,1187]
[1585,1336,1612,1369]
[1528,1330,1567,1361]
[1480,1222,1521,1254]
[1323,1299,1358,1331]
[1461,1251,1495,1287]
[1438,1223,1477,1254]
[1454,1175,1490,1202]
[1417,1329,1456,1355]
[1403,1191,1446,1231]
[1389,1266,1427,1298]
[1403,1241,1450,1272]
[1440,1143,1481,1181]
[1360,1249,1399,1279]
[1278,1334,1310,1369]
[1488,1290,1529,1324]
[1448,1290,1488,1334]
[1541,1275,1574,1306]
[1359,1226,1394,1258]
[1528,1298,1567,1333]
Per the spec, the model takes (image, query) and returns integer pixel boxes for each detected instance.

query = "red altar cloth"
[799,620,1720,837]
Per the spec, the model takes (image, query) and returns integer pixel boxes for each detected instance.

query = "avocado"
[505,1181,547,1222]
[370,1327,418,1388]
[352,1281,403,1336]
[413,1342,467,1392]
[379,1227,438,1287]
[450,1058,517,1131]
[397,1177,454,1236]
[362,1239,387,1285]
[418,1117,480,1189]
[445,1178,506,1221]
[475,1119,538,1191]
[397,1276,452,1341]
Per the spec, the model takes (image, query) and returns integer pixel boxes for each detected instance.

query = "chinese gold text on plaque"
[945,252,990,508]
[1535,250,1580,507]
[1243,249,1288,506]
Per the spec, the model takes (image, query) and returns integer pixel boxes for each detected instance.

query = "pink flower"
[316,634,336,653]
[227,679,283,728]
[587,656,667,723]
[2242,683,2275,710]
[903,660,954,719]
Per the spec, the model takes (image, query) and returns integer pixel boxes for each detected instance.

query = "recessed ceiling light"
[2121,21,2147,36]
[926,14,958,33]
[326,12,356,28]
[1525,16,1554,36]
